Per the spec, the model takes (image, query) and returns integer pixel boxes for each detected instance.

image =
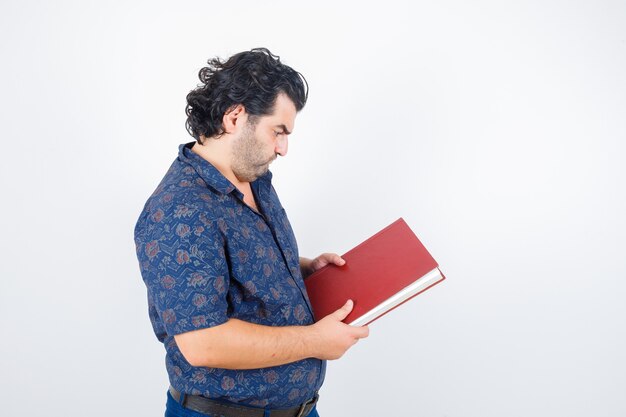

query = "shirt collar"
[178,142,273,196]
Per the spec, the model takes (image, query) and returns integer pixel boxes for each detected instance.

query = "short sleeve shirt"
[133,142,326,408]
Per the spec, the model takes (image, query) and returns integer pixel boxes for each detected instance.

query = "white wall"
[1,1,625,416]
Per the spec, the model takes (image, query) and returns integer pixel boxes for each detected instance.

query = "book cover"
[304,218,445,326]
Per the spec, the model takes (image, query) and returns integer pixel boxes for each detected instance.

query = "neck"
[191,138,248,189]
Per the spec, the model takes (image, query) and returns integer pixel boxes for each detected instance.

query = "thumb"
[332,299,354,321]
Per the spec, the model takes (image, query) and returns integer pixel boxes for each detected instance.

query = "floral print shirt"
[134,142,325,408]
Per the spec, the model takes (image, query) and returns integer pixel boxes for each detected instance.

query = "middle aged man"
[134,48,370,417]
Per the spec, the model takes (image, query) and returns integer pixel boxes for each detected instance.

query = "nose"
[275,135,288,157]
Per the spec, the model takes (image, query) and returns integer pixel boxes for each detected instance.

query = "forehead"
[259,92,297,131]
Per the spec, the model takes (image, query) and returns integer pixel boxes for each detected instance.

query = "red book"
[304,218,445,326]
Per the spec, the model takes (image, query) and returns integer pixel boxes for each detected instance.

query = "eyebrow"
[274,124,292,135]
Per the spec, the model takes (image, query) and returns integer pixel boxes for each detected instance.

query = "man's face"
[231,93,296,182]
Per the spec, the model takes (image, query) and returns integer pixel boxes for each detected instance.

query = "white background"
[1,1,625,416]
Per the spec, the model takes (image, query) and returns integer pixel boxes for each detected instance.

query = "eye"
[274,131,282,137]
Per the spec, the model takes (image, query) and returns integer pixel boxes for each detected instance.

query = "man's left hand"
[300,253,345,279]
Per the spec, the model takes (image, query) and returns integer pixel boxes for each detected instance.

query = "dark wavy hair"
[185,47,308,143]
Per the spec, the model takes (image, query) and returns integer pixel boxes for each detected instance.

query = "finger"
[312,255,330,270]
[354,325,370,338]
[332,299,354,320]
[332,254,346,266]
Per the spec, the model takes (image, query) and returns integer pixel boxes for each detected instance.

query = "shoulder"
[134,162,223,245]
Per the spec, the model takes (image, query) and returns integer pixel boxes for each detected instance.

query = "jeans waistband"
[168,385,319,417]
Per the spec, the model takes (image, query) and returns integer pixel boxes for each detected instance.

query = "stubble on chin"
[232,165,257,183]
[231,123,274,182]
[232,159,268,183]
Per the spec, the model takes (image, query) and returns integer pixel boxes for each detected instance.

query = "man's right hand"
[310,299,370,360]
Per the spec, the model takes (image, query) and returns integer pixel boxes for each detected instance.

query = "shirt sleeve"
[135,199,230,336]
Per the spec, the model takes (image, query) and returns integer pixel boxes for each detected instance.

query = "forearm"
[174,318,319,370]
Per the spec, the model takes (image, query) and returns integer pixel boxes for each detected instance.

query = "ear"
[222,104,247,135]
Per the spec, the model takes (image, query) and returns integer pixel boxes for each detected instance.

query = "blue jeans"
[165,390,319,417]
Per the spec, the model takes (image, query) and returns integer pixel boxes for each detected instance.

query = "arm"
[175,300,368,370]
